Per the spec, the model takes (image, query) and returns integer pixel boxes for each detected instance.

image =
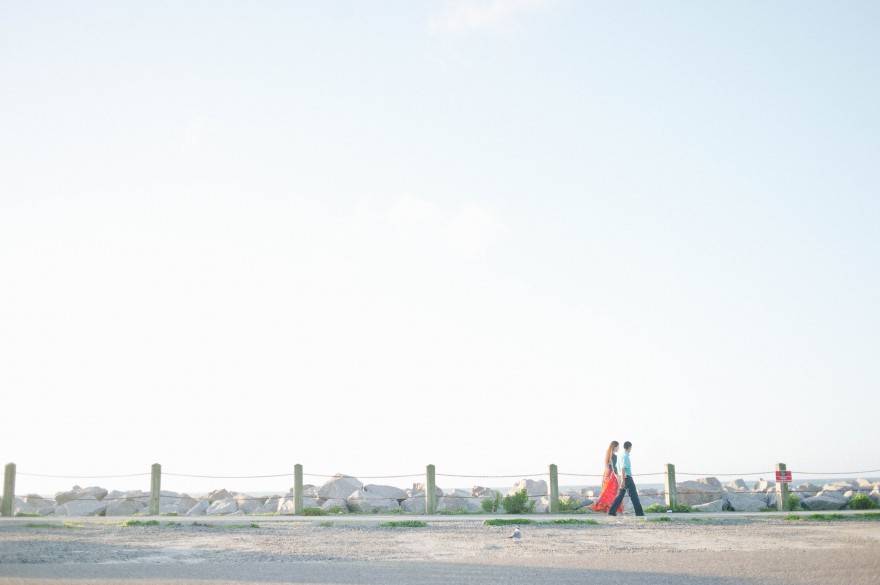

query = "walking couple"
[588,440,644,516]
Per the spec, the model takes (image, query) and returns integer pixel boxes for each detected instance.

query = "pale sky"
[2,1,879,496]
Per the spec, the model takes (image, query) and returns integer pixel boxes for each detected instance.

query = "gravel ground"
[1,515,878,584]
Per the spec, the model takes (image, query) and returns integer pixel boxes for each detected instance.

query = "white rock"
[234,494,264,514]
[696,477,722,489]
[400,497,427,513]
[321,499,348,512]
[186,500,210,516]
[753,480,776,492]
[318,475,363,500]
[206,499,239,515]
[362,484,407,500]
[507,479,548,499]
[207,489,231,503]
[436,496,482,513]
[55,486,108,505]
[472,486,499,498]
[802,494,847,511]
[533,497,550,514]
[346,489,400,513]
[59,499,108,516]
[726,479,748,491]
[262,495,284,508]
[691,499,724,513]
[795,483,820,495]
[105,499,145,516]
[725,493,769,512]
[13,497,40,516]
[676,481,724,506]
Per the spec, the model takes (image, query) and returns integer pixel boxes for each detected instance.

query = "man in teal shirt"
[608,441,644,516]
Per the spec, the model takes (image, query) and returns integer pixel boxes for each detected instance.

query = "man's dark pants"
[608,476,644,516]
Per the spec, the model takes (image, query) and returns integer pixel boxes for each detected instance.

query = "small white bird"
[508,527,522,540]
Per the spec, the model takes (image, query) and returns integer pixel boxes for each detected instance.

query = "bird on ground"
[508,527,521,540]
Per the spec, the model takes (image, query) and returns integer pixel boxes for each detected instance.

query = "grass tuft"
[786,513,880,522]
[484,518,537,526]
[123,520,160,527]
[379,521,427,528]
[548,519,598,525]
[648,516,671,522]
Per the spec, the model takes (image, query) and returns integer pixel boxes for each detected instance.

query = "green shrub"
[484,518,537,526]
[849,494,880,510]
[380,521,427,528]
[482,493,503,513]
[325,505,346,515]
[784,493,802,511]
[558,495,582,513]
[502,489,535,514]
[302,507,327,516]
[644,503,691,514]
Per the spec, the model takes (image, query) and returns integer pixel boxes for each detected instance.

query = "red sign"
[776,470,792,483]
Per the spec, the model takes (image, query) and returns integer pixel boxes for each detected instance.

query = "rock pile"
[4,475,878,517]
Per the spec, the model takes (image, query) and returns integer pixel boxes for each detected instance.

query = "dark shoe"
[607,512,617,516]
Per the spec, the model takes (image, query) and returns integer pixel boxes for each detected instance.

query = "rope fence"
[3,462,879,517]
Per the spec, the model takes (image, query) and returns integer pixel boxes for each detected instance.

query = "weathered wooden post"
[426,464,437,514]
[294,464,304,516]
[775,463,789,512]
[664,463,677,511]
[549,464,559,514]
[149,463,161,516]
[2,463,15,517]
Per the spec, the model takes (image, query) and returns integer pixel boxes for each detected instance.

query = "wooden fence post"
[2,463,15,517]
[549,464,559,514]
[149,463,161,516]
[664,463,677,511]
[294,464,304,516]
[426,464,436,514]
[775,463,788,511]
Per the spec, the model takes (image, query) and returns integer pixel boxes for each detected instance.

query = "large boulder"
[726,479,748,491]
[436,496,482,513]
[362,485,407,501]
[692,499,724,513]
[105,498,145,516]
[13,497,41,516]
[725,493,769,512]
[795,483,820,496]
[234,494,264,514]
[58,499,108,516]
[696,477,723,489]
[753,480,776,492]
[318,475,363,500]
[676,481,723,506]
[346,489,400,513]
[207,489,232,503]
[400,497,427,513]
[186,500,210,516]
[508,479,548,499]
[55,486,108,505]
[802,494,847,511]
[472,486,499,498]
[206,499,239,515]
[321,498,348,512]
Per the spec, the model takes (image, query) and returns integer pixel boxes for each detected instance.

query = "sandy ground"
[1,514,879,584]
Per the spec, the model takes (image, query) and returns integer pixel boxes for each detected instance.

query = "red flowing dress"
[589,455,624,513]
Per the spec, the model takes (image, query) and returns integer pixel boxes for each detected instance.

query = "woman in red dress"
[589,440,624,513]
